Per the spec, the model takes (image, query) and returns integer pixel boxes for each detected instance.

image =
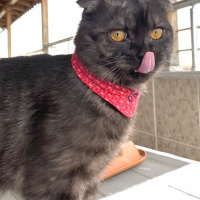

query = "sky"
[0,0,83,57]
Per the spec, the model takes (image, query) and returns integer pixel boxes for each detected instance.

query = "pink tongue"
[137,52,155,74]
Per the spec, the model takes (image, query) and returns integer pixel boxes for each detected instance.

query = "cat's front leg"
[22,168,100,200]
[54,181,99,200]
[82,182,99,200]
[22,172,85,200]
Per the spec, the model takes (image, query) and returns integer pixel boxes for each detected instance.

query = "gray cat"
[0,0,173,199]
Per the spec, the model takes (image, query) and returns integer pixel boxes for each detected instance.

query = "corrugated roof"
[0,0,41,29]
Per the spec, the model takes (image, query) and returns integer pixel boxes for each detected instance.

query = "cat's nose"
[135,47,146,61]
[136,52,145,61]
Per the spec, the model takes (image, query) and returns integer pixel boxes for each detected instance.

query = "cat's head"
[75,0,173,90]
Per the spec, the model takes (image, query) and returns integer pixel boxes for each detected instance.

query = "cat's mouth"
[120,52,155,75]
[135,52,155,74]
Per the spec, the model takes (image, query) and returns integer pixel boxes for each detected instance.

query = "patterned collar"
[71,52,140,118]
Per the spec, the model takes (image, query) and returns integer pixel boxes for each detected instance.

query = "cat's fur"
[0,0,173,199]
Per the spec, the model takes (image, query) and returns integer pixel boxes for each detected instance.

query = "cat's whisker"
[81,66,120,118]
[100,58,117,65]
[114,69,125,85]
[99,66,119,80]
[80,63,119,118]
[99,60,117,69]
[110,67,121,84]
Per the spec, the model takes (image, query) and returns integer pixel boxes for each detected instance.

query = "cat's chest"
[60,65,134,143]
[69,87,132,140]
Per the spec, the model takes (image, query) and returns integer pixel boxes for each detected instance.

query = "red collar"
[71,52,141,118]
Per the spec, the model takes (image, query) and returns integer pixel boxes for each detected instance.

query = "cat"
[0,0,173,199]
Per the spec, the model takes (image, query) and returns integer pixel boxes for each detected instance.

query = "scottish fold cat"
[0,0,173,199]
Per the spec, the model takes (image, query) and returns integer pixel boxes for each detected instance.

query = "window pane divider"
[190,5,198,69]
[173,0,200,10]
[177,49,192,52]
[176,27,191,32]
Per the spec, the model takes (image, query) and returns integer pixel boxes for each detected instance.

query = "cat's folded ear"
[77,0,98,12]
[161,0,173,11]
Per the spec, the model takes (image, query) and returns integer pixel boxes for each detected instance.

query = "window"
[177,7,192,69]
[197,4,200,67]
[173,1,200,71]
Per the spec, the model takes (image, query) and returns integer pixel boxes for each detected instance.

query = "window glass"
[198,28,200,48]
[196,5,200,68]
[197,51,200,67]
[179,51,192,68]
[178,30,191,50]
[196,4,200,26]
[177,7,191,29]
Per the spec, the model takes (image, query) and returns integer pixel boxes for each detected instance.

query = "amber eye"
[110,30,127,42]
[151,28,163,40]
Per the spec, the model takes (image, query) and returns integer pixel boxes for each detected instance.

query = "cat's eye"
[110,30,127,42]
[151,28,163,40]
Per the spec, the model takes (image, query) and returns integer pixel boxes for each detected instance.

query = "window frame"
[173,0,200,70]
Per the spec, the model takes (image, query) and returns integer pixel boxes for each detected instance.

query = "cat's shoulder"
[0,54,72,68]
[0,54,74,84]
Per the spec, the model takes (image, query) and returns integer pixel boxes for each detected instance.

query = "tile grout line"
[136,129,155,136]
[136,130,200,150]
[152,79,158,150]
[197,80,200,137]
[155,135,200,150]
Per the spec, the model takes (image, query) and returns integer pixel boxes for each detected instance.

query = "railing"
[24,36,75,56]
